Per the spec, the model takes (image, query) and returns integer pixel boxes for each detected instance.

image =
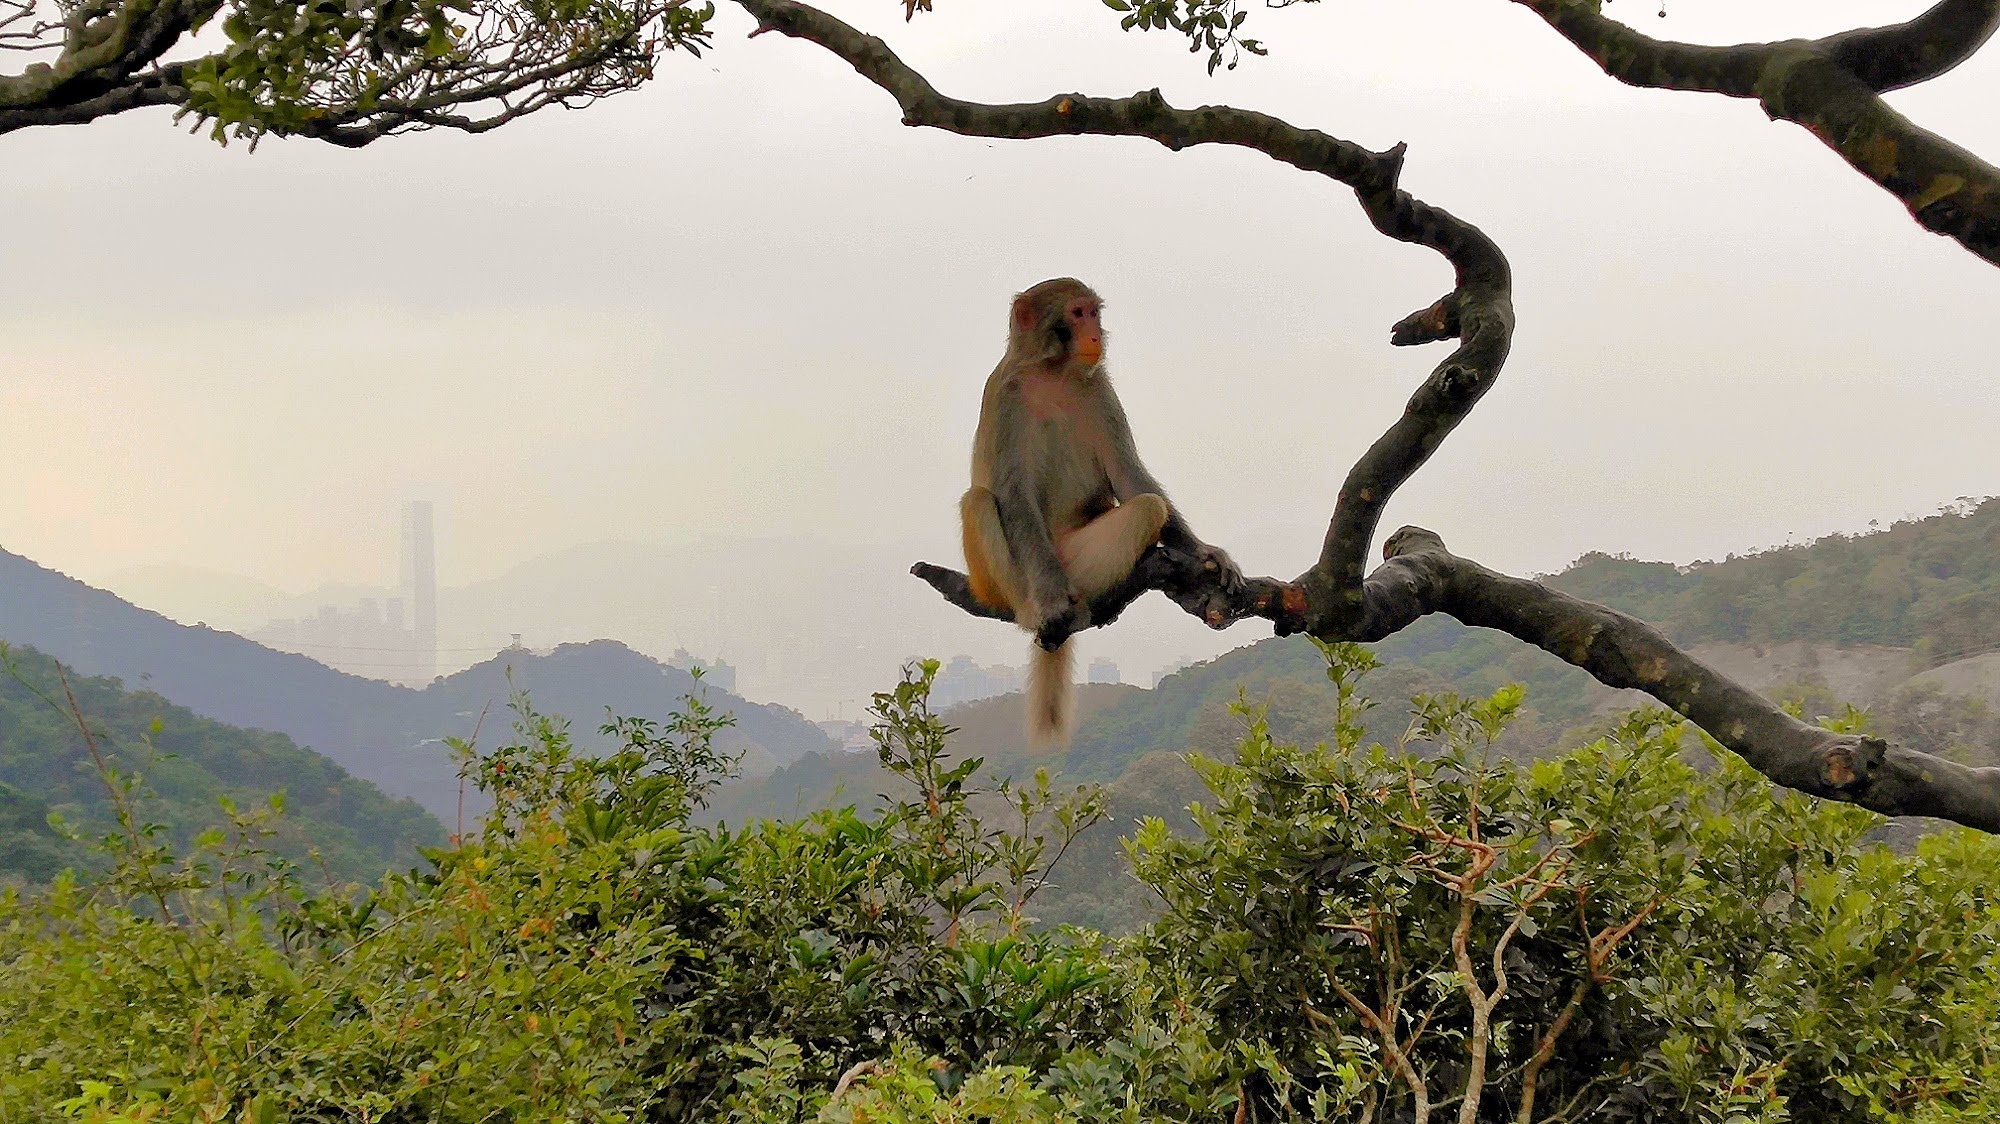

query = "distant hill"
[0,643,441,886]
[98,562,296,635]
[0,550,837,821]
[97,535,1248,718]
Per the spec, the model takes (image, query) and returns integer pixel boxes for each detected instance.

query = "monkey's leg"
[1058,494,1170,599]
[960,486,1028,619]
[969,487,1075,743]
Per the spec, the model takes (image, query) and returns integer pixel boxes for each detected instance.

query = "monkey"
[960,277,1242,745]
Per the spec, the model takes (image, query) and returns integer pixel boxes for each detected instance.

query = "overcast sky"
[4,0,1997,712]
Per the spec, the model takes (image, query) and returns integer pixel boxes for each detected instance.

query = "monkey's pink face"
[1066,298,1103,367]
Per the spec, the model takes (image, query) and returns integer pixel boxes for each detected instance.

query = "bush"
[2,651,1995,1122]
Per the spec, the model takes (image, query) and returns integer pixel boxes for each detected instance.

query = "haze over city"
[5,0,1996,717]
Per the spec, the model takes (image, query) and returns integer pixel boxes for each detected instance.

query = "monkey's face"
[1011,279,1106,371]
[1053,296,1103,369]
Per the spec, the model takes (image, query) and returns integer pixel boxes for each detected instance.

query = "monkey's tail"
[1026,638,1075,746]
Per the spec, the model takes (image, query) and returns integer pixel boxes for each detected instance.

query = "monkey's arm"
[982,396,1088,633]
[1094,382,1244,590]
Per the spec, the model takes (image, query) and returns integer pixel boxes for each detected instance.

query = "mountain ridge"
[0,548,837,820]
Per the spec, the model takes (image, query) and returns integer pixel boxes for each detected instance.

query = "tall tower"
[400,500,438,684]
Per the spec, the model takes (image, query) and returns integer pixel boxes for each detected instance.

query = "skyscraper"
[400,500,438,684]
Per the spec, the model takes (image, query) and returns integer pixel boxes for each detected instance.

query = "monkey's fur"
[960,278,1241,743]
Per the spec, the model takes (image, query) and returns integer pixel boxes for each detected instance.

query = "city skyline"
[251,500,446,686]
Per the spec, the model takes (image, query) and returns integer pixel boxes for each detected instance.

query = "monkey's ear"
[1011,295,1038,333]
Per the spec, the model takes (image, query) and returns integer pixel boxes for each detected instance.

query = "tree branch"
[747,2,2000,832]
[1825,0,2000,93]
[0,64,179,132]
[0,0,210,135]
[920,519,2000,830]
[1510,0,2000,267]
[1354,528,2000,831]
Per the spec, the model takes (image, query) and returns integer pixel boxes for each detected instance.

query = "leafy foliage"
[3,0,716,146]
[1129,642,2000,1121]
[0,780,72,887]
[3,653,1997,1122]
[1099,0,1266,75]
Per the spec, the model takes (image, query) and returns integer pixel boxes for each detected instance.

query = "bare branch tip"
[1383,525,1445,559]
[1379,139,1409,189]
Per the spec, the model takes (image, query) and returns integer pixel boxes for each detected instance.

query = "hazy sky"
[4,0,1998,712]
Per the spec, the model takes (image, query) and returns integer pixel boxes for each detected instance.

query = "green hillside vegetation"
[0,643,443,886]
[5,658,1998,1122]
[1564,497,2000,655]
[0,780,71,887]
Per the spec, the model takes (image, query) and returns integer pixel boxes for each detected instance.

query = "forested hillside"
[0,644,442,885]
[1560,496,2000,657]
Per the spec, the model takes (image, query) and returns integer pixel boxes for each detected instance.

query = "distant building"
[400,500,438,684]
[252,597,433,685]
[815,719,876,754]
[930,654,1025,709]
[1152,657,1196,688]
[668,647,738,693]
[249,500,444,687]
[1086,657,1120,685]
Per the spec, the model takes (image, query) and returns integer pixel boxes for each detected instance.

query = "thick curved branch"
[1309,284,1510,637]
[734,0,1514,637]
[0,0,210,135]
[1825,0,2000,92]
[1511,0,2000,266]
[1510,1,1769,96]
[0,64,178,131]
[916,529,2000,831]
[1359,528,2000,832]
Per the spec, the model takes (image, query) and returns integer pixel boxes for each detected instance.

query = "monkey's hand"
[1033,587,1090,650]
[1165,542,1243,629]
[1196,543,1245,594]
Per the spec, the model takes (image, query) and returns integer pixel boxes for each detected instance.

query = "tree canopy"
[0,0,712,142]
